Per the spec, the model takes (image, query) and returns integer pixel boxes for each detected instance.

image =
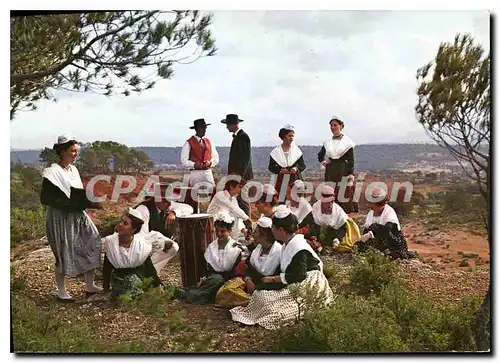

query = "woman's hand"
[321,161,329,168]
[165,211,176,227]
[261,276,279,284]
[280,168,289,174]
[245,278,256,294]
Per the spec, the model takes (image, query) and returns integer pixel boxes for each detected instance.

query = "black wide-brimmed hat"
[190,118,211,129]
[221,114,244,124]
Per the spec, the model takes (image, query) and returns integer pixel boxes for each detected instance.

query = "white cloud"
[10,10,490,149]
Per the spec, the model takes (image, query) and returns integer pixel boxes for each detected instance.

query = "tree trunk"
[474,282,491,351]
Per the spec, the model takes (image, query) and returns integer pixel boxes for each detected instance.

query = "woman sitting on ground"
[309,185,361,255]
[230,205,334,330]
[287,180,315,238]
[101,208,171,299]
[215,216,282,308]
[354,187,412,259]
[176,211,243,304]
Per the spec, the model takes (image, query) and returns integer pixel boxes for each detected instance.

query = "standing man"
[221,114,253,216]
[180,118,220,208]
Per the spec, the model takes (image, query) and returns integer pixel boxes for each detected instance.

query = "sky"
[9,10,490,150]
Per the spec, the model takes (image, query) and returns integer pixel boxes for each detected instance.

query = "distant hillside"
[11,143,462,172]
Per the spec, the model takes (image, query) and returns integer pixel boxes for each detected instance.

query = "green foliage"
[348,248,401,295]
[95,213,121,237]
[415,33,490,202]
[422,184,487,230]
[10,11,217,119]
[274,294,409,353]
[77,141,155,174]
[10,206,46,246]
[270,262,482,353]
[39,147,59,166]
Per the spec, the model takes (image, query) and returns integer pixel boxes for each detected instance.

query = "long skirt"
[45,207,101,277]
[335,218,361,253]
[230,270,334,330]
[215,277,250,308]
[183,274,226,304]
[110,256,162,299]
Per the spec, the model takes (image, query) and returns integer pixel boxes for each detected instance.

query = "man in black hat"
[221,114,253,216]
[180,118,220,189]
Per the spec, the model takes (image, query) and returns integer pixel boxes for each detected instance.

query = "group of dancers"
[39,114,412,330]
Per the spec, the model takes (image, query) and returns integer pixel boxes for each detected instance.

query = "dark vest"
[134,200,167,236]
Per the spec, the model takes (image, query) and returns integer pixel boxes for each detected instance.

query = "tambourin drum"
[177,213,214,287]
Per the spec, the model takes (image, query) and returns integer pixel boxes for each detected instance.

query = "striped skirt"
[45,207,101,277]
[230,270,334,330]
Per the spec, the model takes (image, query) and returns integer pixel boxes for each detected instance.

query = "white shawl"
[280,234,323,273]
[103,231,168,269]
[323,134,356,160]
[249,241,282,276]
[312,200,348,229]
[288,198,313,224]
[204,238,241,273]
[42,163,83,198]
[270,143,303,168]
[364,204,401,231]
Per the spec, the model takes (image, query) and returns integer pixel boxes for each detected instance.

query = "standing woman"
[317,117,358,214]
[40,135,102,301]
[268,124,306,203]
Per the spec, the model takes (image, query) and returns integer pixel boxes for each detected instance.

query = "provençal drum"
[177,213,214,287]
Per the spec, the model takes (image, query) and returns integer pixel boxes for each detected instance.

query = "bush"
[96,213,121,237]
[10,206,46,246]
[274,294,408,353]
[348,248,401,295]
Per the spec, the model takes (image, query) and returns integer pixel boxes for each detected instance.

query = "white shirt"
[207,190,249,221]
[136,202,194,235]
[180,135,219,169]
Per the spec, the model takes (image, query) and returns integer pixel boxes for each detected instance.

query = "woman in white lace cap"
[317,117,358,214]
[230,205,334,330]
[309,185,361,255]
[40,134,102,302]
[101,208,171,299]
[175,211,243,304]
[268,124,306,203]
[353,186,413,259]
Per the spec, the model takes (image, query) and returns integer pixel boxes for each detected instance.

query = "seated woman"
[215,216,282,308]
[101,208,171,299]
[309,185,361,254]
[354,187,412,259]
[287,180,315,237]
[230,205,334,330]
[176,211,243,304]
[207,177,252,242]
[135,183,191,273]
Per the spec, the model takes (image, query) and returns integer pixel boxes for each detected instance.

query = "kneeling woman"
[230,206,334,330]
[102,208,171,299]
[177,211,243,304]
[354,187,411,259]
[215,216,282,308]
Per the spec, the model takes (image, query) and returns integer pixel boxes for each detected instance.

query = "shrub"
[348,248,401,295]
[96,213,121,237]
[274,294,408,353]
[10,206,46,246]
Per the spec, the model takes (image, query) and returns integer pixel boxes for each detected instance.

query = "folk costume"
[268,124,306,202]
[40,136,101,282]
[230,206,334,330]
[310,186,361,253]
[317,117,358,214]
